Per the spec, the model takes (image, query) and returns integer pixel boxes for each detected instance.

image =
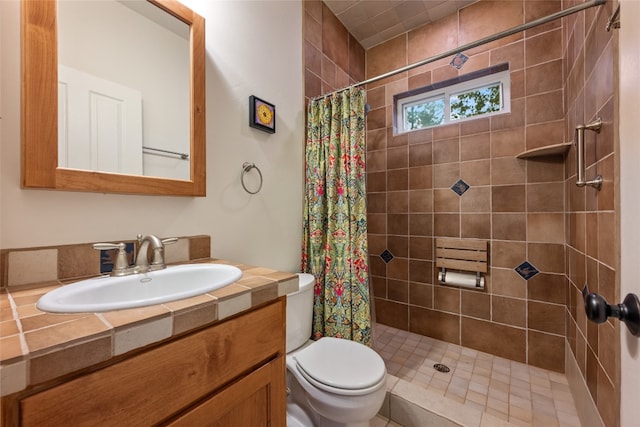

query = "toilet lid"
[293,337,386,392]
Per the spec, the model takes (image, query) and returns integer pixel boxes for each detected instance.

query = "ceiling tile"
[325,0,477,49]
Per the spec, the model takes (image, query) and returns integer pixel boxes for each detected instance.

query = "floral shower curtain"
[301,87,371,346]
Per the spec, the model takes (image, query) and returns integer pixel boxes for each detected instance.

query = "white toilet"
[286,273,387,427]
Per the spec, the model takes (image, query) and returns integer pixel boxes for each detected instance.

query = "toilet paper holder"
[435,238,488,290]
[438,268,484,289]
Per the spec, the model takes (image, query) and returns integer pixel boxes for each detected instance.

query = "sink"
[37,264,243,313]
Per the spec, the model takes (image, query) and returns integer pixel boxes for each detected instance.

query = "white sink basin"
[37,264,243,313]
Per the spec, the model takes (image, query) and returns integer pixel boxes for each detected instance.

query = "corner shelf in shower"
[516,142,572,159]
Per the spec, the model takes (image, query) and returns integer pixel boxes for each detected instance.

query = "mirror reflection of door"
[58,65,143,175]
[57,0,190,180]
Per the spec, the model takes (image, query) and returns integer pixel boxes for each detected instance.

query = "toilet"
[286,273,387,427]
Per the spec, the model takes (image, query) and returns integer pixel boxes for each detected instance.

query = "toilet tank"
[286,273,315,353]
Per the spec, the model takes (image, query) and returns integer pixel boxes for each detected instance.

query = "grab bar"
[142,146,189,160]
[575,118,603,190]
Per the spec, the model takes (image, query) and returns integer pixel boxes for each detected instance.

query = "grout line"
[374,323,579,426]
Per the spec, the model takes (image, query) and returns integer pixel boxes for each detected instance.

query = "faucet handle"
[161,237,178,246]
[93,242,130,274]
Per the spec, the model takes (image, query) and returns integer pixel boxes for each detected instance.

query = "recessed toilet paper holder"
[438,268,484,288]
[582,284,640,337]
[435,238,488,290]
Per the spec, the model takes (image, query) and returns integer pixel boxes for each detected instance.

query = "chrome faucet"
[93,234,178,276]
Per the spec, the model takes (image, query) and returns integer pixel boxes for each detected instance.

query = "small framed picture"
[249,95,276,133]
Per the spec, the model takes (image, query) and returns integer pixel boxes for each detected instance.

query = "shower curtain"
[301,87,371,346]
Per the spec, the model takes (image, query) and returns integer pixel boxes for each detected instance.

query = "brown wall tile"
[492,241,526,269]
[433,163,460,188]
[461,317,526,363]
[461,290,491,320]
[493,213,526,241]
[434,189,460,212]
[58,245,100,280]
[491,267,526,298]
[528,301,565,335]
[492,185,526,212]
[528,330,564,372]
[461,214,491,239]
[409,259,432,284]
[388,191,408,213]
[410,282,433,307]
[491,127,525,158]
[492,295,526,327]
[460,133,490,161]
[388,279,409,303]
[460,187,491,212]
[460,160,490,186]
[409,190,432,212]
[410,307,460,343]
[409,166,433,190]
[321,4,348,70]
[491,157,526,185]
[434,285,460,313]
[434,214,460,237]
[527,273,566,305]
[375,298,408,331]
[409,236,432,260]
[387,146,408,170]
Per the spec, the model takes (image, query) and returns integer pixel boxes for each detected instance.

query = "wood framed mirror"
[21,0,206,196]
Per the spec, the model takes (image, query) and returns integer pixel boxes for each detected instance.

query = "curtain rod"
[312,0,605,101]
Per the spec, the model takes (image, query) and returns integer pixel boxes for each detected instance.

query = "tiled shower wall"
[563,1,619,426]
[365,0,568,372]
[303,1,365,102]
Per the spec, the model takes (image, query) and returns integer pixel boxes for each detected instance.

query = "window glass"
[450,83,502,120]
[393,65,510,134]
[403,96,444,130]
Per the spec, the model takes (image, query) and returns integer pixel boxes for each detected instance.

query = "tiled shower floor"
[372,323,581,427]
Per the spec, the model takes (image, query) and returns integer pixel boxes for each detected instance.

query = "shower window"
[394,64,510,134]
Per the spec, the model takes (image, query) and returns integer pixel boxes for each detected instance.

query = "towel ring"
[241,162,263,194]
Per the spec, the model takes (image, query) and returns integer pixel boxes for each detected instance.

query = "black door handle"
[582,285,640,336]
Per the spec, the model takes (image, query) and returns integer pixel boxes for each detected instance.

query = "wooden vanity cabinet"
[4,298,286,427]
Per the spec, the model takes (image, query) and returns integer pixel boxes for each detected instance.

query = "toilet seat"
[293,337,386,396]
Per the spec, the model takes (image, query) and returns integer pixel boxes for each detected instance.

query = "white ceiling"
[324,0,477,49]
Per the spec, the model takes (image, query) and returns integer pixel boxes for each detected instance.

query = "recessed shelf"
[516,142,572,159]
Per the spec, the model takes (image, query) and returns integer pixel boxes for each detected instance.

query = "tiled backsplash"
[0,235,211,288]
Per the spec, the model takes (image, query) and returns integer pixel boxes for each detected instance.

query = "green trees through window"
[404,98,444,130]
[450,84,501,120]
[395,65,510,134]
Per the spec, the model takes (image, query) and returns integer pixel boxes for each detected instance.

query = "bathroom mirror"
[21,0,206,196]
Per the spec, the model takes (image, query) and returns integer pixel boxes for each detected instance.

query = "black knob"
[582,285,640,337]
[584,291,609,324]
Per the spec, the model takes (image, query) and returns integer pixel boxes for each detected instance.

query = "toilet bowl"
[286,273,387,427]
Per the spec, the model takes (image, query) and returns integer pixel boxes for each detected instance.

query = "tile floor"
[372,323,582,427]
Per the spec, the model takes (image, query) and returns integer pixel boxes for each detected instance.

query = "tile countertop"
[0,259,298,397]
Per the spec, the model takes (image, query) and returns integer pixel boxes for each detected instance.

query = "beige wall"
[0,0,304,273]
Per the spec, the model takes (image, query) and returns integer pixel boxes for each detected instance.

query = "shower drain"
[433,363,450,373]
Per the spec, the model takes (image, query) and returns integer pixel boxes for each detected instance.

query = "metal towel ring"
[241,162,263,194]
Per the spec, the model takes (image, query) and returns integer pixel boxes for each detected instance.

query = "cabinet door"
[167,355,286,427]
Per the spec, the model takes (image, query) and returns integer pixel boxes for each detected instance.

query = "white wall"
[0,0,304,273]
[619,1,640,425]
